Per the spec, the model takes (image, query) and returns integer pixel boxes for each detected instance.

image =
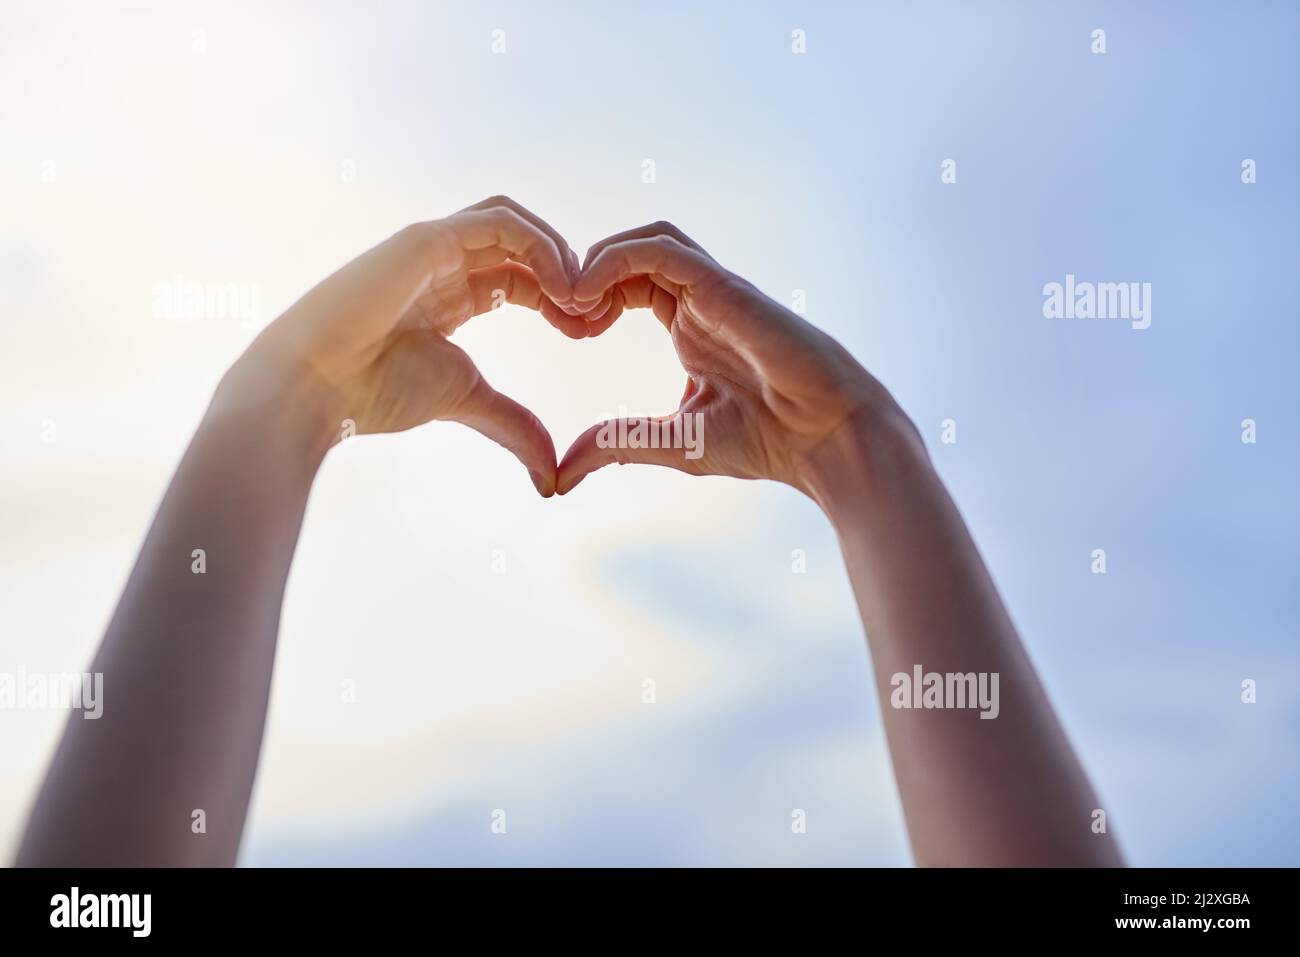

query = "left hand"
[555,222,901,499]
[219,196,585,496]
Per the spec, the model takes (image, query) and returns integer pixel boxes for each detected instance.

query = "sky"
[0,0,1296,865]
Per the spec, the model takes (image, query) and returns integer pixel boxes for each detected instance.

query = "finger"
[464,263,590,337]
[583,236,805,363]
[449,375,558,497]
[556,412,702,495]
[466,263,544,315]
[583,284,625,337]
[445,206,573,304]
[540,295,592,339]
[622,274,680,329]
[576,289,614,322]
[581,220,711,271]
[555,288,613,333]
[573,235,717,308]
[460,195,579,283]
[582,275,679,337]
[460,196,585,315]
[576,221,711,315]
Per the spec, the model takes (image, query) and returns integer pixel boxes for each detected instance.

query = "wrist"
[207,351,343,465]
[795,400,932,522]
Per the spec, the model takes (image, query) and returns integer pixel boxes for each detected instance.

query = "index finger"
[444,206,573,304]
[573,235,717,306]
[581,220,712,271]
[465,263,592,339]
[460,196,581,289]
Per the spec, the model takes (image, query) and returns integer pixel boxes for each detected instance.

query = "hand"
[556,222,909,499]
[217,196,588,496]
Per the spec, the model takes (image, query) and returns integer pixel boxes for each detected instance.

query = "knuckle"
[525,237,555,264]
[398,221,449,255]
[500,207,531,231]
[709,273,754,307]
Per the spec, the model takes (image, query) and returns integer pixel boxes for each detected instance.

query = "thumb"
[448,376,558,497]
[556,412,705,495]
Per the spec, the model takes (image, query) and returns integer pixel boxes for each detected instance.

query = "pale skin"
[17,200,1122,867]
[561,222,1125,867]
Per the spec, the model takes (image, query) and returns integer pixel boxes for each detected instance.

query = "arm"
[16,384,328,866]
[802,410,1123,866]
[557,222,1124,866]
[17,196,579,866]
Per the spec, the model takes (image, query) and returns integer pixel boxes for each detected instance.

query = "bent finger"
[573,235,717,307]
[445,206,572,304]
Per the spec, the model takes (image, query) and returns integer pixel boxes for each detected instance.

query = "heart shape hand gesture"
[222,197,897,503]
[28,201,1120,873]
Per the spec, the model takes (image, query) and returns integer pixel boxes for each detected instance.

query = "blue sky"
[1,1,1296,865]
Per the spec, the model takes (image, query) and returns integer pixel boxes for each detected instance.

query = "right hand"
[556,222,910,497]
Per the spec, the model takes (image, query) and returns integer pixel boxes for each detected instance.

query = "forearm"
[17,369,332,866]
[804,405,1123,866]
